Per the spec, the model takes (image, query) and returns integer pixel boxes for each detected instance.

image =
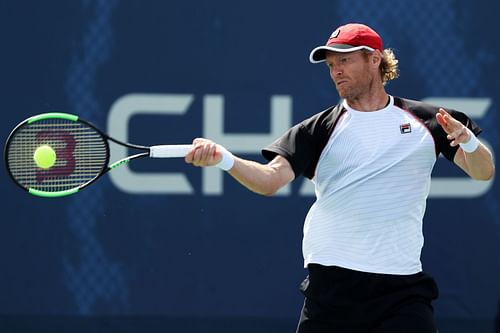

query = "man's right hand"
[185,138,222,168]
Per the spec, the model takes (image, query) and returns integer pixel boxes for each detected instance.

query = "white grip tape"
[459,129,480,153]
[150,144,192,158]
[215,145,235,171]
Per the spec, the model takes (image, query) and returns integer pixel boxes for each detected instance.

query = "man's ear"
[371,50,382,67]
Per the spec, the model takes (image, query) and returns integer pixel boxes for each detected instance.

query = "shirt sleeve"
[261,106,342,179]
[262,123,317,179]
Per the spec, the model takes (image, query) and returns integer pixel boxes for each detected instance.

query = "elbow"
[256,179,287,196]
[258,185,281,197]
[243,182,281,196]
[483,164,495,181]
[473,164,495,181]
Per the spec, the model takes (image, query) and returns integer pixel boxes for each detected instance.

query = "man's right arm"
[185,138,295,196]
[228,154,295,196]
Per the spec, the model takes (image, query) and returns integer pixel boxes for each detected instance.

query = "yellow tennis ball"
[33,145,56,169]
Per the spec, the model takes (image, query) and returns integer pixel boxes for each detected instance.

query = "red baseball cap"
[309,23,384,63]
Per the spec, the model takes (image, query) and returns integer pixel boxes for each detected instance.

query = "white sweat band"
[459,128,480,153]
[215,145,235,171]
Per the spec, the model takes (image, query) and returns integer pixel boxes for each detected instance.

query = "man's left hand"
[435,108,471,147]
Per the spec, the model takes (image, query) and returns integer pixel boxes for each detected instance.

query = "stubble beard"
[336,73,373,102]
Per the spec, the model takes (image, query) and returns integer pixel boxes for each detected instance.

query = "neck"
[345,87,389,112]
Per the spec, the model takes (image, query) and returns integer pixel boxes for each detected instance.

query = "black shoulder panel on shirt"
[262,103,346,179]
[393,96,482,161]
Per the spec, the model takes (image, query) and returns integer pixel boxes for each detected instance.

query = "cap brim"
[309,44,375,63]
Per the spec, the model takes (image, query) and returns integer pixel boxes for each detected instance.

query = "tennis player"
[185,23,495,332]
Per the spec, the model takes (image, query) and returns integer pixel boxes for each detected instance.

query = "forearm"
[228,156,294,196]
[185,138,295,194]
[456,143,495,180]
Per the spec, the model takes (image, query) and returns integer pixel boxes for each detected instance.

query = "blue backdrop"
[1,1,499,332]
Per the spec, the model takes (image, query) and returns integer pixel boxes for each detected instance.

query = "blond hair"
[380,48,399,84]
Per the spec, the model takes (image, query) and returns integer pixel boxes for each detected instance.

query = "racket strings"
[6,119,108,192]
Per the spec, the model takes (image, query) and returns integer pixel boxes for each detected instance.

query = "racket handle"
[150,144,192,158]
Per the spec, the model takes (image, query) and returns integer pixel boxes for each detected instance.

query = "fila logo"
[400,123,411,134]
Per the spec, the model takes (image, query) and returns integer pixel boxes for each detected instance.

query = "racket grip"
[150,144,192,158]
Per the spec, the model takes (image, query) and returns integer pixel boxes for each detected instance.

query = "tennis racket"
[4,112,192,197]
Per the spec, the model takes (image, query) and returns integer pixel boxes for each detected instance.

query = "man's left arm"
[436,108,495,180]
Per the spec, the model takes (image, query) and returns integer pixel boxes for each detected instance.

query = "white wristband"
[459,128,479,153]
[215,145,235,171]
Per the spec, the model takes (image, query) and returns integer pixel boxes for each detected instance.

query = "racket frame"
[4,112,151,197]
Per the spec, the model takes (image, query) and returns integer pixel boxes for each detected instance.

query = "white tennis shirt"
[303,96,436,275]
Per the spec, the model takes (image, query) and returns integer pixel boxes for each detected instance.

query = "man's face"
[325,50,377,100]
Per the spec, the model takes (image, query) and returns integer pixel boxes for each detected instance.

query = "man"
[185,23,495,332]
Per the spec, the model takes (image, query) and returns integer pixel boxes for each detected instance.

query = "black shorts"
[296,264,439,333]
